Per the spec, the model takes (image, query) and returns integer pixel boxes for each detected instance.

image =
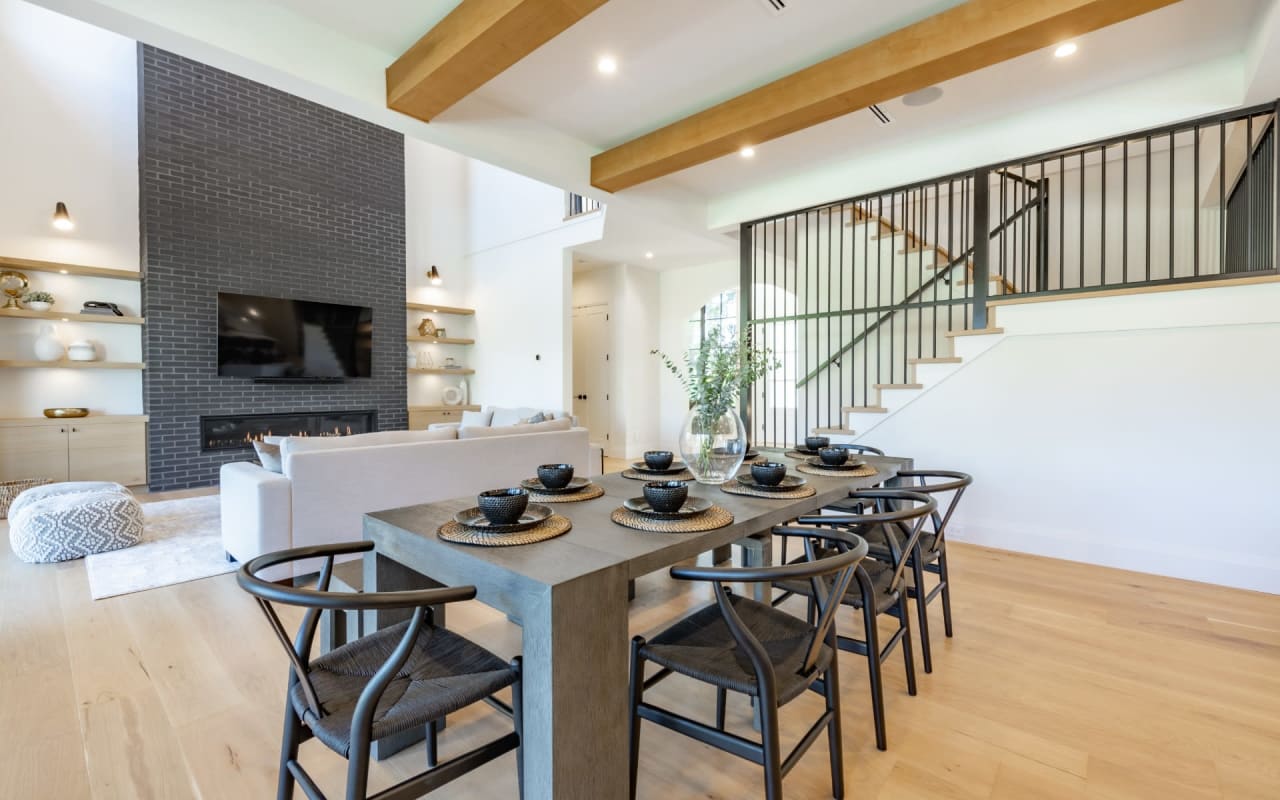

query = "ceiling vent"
[869,104,893,125]
[758,0,787,15]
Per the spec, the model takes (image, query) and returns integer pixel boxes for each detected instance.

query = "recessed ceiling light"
[902,86,944,107]
[644,251,654,259]
[739,146,756,159]
[597,55,617,75]
[1054,42,1078,58]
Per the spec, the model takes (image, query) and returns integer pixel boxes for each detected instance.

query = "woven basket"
[0,478,53,519]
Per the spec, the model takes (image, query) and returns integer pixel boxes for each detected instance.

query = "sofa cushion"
[525,411,546,424]
[489,407,541,427]
[281,428,456,458]
[459,417,573,439]
[461,409,493,428]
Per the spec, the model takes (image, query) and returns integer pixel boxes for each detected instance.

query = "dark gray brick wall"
[139,45,407,490]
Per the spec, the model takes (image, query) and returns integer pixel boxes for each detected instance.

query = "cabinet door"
[68,423,147,486]
[0,425,70,482]
[409,410,460,430]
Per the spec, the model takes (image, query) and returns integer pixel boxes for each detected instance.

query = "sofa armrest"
[427,422,462,431]
[220,461,292,582]
[585,442,605,477]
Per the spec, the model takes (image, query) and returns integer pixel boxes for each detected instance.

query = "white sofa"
[429,406,603,471]
[220,422,592,580]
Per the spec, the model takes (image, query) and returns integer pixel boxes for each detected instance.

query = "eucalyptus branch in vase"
[652,329,780,480]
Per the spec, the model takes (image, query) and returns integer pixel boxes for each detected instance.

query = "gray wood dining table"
[361,454,910,800]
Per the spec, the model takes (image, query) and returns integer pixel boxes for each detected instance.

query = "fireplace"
[200,410,377,452]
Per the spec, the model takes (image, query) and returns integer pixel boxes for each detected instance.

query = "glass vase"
[678,405,748,484]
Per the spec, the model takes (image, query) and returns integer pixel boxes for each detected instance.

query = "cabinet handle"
[60,428,66,433]
[71,427,78,433]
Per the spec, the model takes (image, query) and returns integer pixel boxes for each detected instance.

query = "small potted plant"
[22,290,54,312]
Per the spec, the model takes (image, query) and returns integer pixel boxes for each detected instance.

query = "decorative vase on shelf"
[678,405,748,484]
[67,340,97,362]
[459,378,469,406]
[33,324,64,362]
[407,345,417,368]
[26,301,52,312]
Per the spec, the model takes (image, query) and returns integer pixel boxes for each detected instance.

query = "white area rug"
[85,495,236,600]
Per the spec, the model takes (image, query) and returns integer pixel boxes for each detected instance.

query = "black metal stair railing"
[740,100,1280,449]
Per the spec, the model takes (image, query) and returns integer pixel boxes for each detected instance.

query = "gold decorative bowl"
[43,408,89,419]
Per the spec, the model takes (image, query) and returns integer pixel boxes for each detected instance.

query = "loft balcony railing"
[740,100,1279,449]
[565,192,603,219]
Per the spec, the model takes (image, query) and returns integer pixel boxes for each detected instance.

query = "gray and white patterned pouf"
[7,481,128,520]
[9,488,144,563]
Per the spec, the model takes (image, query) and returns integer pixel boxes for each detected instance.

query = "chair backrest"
[799,489,937,594]
[896,470,972,551]
[237,541,476,721]
[670,528,869,682]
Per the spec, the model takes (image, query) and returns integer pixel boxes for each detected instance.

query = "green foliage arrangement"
[652,329,780,429]
[23,290,54,304]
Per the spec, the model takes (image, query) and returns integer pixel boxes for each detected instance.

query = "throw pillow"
[490,407,540,427]
[460,409,493,428]
[253,440,283,473]
[524,411,547,424]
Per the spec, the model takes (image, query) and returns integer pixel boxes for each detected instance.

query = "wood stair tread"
[811,427,855,435]
[944,327,1004,338]
[908,356,962,364]
[875,383,923,390]
[841,406,888,414]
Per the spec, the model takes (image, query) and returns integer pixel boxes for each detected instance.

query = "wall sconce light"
[427,265,443,286]
[52,202,74,232]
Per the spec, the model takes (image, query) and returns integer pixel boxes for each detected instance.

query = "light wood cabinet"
[0,418,147,486]
[407,406,482,430]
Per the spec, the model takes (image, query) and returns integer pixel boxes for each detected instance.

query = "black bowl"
[477,488,530,525]
[643,480,688,513]
[750,461,788,486]
[644,450,675,471]
[818,447,850,466]
[805,436,830,452]
[537,463,575,490]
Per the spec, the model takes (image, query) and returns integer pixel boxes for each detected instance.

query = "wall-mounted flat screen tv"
[217,292,372,379]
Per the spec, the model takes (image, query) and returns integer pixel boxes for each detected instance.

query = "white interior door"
[572,308,611,448]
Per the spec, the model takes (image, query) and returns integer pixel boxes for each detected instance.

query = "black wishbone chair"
[629,527,869,800]
[238,541,524,800]
[773,489,936,751]
[824,471,972,674]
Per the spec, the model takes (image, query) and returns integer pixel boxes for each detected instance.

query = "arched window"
[687,289,739,352]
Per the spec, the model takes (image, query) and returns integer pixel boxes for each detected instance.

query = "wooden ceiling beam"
[388,0,609,122]
[590,0,1180,193]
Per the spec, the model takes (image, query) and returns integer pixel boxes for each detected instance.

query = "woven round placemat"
[527,483,605,503]
[621,468,695,481]
[796,462,878,478]
[610,505,733,533]
[438,515,572,546]
[783,450,822,460]
[720,480,817,500]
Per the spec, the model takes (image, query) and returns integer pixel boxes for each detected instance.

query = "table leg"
[711,544,733,564]
[520,563,631,799]
[740,533,773,604]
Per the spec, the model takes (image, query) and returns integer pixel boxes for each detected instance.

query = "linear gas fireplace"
[200,410,377,452]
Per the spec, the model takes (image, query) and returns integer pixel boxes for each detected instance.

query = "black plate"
[805,457,868,472]
[622,496,713,520]
[630,461,687,475]
[454,503,553,533]
[735,474,808,493]
[520,477,592,495]
[789,446,821,456]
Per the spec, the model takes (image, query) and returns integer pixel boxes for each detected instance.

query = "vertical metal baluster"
[1000,172,1007,289]
[1146,134,1152,282]
[1220,119,1227,273]
[827,206,833,431]
[1169,129,1176,278]
[1079,151,1085,290]
[1123,139,1129,284]
[1246,115,1254,271]
[1193,124,1201,277]
[1059,154,1065,290]
[1101,146,1107,286]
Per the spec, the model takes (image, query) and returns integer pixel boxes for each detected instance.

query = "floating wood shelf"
[407,367,475,375]
[0,360,146,370]
[0,255,141,281]
[407,405,481,412]
[406,302,475,316]
[406,335,475,345]
[0,308,144,325]
[0,414,149,427]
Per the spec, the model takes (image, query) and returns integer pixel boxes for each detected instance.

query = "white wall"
[858,281,1280,593]
[0,0,141,417]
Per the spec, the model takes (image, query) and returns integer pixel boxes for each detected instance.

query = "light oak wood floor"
[2,486,1277,799]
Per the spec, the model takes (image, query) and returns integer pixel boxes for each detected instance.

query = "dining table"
[360,453,911,800]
